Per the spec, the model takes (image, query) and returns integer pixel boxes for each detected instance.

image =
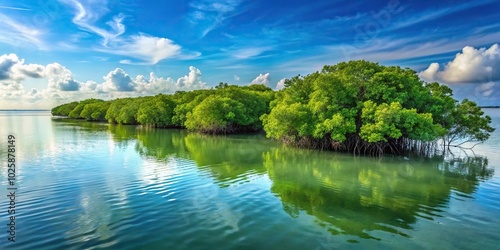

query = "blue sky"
[0,0,499,109]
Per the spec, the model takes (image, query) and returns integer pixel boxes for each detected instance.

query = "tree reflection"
[51,117,109,132]
[66,120,495,242]
[182,133,268,186]
[108,124,137,141]
[263,146,494,240]
[135,127,189,160]
[125,127,269,186]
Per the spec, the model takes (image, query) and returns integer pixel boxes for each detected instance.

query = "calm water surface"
[1,109,499,249]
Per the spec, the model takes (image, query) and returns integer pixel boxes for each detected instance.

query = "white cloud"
[419,44,500,83]
[60,0,123,46]
[476,82,495,97]
[0,54,84,108]
[189,0,242,37]
[275,78,286,90]
[251,73,270,85]
[1,79,24,93]
[103,34,182,64]
[79,80,98,93]
[60,0,195,64]
[176,66,205,88]
[0,13,44,49]
[419,62,439,82]
[16,64,45,79]
[95,66,206,95]
[233,75,240,81]
[0,53,20,80]
[102,68,135,92]
[0,53,46,81]
[0,53,209,109]
[45,63,82,91]
[134,73,176,94]
[0,5,33,11]
[232,46,272,59]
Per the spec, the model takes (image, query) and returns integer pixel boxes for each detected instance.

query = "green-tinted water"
[1,110,499,249]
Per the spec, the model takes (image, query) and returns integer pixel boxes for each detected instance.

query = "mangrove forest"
[51,60,495,156]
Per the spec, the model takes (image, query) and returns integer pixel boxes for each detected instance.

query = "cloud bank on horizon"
[0,52,278,108]
[0,0,499,108]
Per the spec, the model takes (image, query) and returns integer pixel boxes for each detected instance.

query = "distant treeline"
[52,83,274,134]
[52,60,495,156]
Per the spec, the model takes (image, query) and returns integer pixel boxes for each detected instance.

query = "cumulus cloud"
[419,62,439,82]
[95,66,206,95]
[0,53,19,80]
[419,43,500,83]
[45,63,82,91]
[0,53,209,109]
[134,73,175,94]
[102,68,135,91]
[16,64,45,78]
[234,75,240,81]
[0,53,49,81]
[1,79,24,92]
[176,66,205,88]
[251,73,270,85]
[275,78,286,90]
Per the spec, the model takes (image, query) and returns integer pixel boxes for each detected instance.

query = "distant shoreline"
[0,109,51,111]
[479,106,500,108]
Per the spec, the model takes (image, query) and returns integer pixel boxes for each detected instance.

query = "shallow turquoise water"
[1,109,499,249]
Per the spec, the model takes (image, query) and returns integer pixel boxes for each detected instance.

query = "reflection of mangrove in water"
[135,127,190,160]
[59,120,495,241]
[107,124,271,186]
[108,124,138,142]
[263,146,494,241]
[183,133,269,186]
[52,117,109,132]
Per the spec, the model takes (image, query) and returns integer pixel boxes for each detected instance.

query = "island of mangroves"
[52,60,495,156]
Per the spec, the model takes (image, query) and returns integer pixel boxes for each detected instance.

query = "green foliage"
[242,84,273,92]
[214,82,229,89]
[51,101,79,116]
[172,89,216,127]
[51,60,495,156]
[185,95,243,132]
[308,73,358,141]
[261,102,313,141]
[137,94,176,127]
[54,84,274,134]
[423,82,457,129]
[116,98,147,124]
[80,101,111,121]
[445,99,495,146]
[68,99,104,119]
[261,60,494,155]
[360,101,445,143]
[184,86,272,133]
[105,97,151,124]
[105,98,129,123]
